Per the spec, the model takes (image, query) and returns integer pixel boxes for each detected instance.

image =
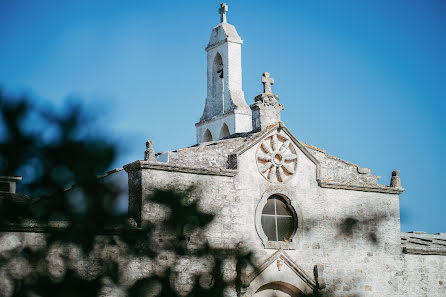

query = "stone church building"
[122,4,446,296]
[1,3,445,297]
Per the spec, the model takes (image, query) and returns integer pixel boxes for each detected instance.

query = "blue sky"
[0,0,445,233]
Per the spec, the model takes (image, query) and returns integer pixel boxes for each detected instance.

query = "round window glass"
[261,195,296,242]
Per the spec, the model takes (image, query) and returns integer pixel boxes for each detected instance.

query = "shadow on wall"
[337,216,386,245]
[0,90,402,297]
[0,90,253,297]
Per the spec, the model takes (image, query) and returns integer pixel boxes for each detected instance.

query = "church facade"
[123,4,446,297]
[1,3,445,297]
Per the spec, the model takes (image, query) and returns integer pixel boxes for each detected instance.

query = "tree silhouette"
[0,90,252,297]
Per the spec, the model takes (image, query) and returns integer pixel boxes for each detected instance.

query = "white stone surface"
[1,4,445,297]
[196,18,252,143]
[122,125,446,296]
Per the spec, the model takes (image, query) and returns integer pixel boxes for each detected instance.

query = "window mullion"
[274,198,278,241]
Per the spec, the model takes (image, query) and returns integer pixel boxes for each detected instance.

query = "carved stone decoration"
[390,170,402,188]
[144,140,156,162]
[256,133,297,183]
[276,259,283,271]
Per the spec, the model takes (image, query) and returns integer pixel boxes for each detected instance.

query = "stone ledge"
[403,246,446,256]
[229,124,403,194]
[195,110,251,127]
[318,180,405,194]
[123,160,238,177]
[0,220,141,235]
[205,37,243,51]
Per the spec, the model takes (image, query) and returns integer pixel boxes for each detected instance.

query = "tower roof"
[206,22,242,51]
[206,3,242,51]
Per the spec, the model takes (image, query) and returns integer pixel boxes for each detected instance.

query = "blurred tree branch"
[0,90,252,297]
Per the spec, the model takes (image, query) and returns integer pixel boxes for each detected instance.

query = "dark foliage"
[0,90,252,297]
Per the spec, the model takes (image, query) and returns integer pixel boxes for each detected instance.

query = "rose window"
[256,134,297,183]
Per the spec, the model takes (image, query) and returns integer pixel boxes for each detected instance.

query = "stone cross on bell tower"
[219,3,228,23]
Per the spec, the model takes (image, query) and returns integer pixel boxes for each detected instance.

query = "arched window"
[219,123,230,139]
[261,195,296,242]
[203,129,213,142]
[212,53,224,99]
[256,193,299,249]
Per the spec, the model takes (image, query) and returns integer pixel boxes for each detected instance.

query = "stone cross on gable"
[219,3,228,23]
[262,72,274,94]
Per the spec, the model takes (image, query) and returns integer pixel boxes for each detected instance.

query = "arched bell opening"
[203,129,213,142]
[212,53,224,100]
[219,123,230,139]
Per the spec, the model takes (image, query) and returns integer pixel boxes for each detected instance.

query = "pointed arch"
[254,281,307,297]
[203,129,213,142]
[219,123,230,139]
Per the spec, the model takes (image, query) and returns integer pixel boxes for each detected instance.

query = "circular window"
[260,195,297,242]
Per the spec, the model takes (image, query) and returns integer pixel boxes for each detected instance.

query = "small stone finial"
[261,72,274,94]
[144,140,156,162]
[390,170,402,188]
[219,3,228,23]
[314,264,326,289]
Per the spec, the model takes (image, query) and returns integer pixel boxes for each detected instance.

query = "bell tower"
[195,3,252,143]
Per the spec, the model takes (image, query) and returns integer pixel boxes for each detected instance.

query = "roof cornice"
[123,160,237,177]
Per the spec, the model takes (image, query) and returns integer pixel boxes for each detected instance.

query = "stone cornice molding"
[124,125,405,194]
[231,123,320,166]
[232,124,281,157]
[0,220,140,235]
[229,122,405,195]
[195,109,251,127]
[403,246,446,256]
[318,181,405,194]
[123,160,237,177]
[205,37,243,51]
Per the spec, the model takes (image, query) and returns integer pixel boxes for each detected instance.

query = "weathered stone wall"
[233,129,404,296]
[399,254,446,297]
[162,137,247,169]
[304,145,381,187]
[127,167,242,296]
[1,132,443,297]
[123,128,422,296]
[0,232,153,297]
